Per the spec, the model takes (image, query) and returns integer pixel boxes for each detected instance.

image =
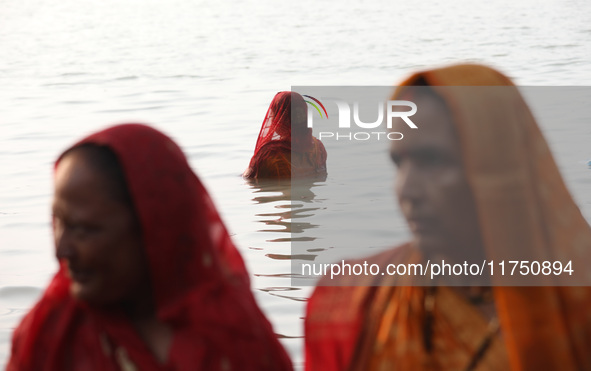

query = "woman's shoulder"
[314,243,415,286]
[257,141,291,156]
[307,244,416,316]
[311,137,327,156]
[8,271,84,367]
[246,142,291,179]
[8,293,76,370]
[304,244,416,371]
[254,142,292,167]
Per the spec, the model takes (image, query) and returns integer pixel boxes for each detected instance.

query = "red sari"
[244,92,327,179]
[7,124,293,371]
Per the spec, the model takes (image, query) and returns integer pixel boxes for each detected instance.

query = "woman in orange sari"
[244,91,327,179]
[305,65,591,370]
[7,124,293,371]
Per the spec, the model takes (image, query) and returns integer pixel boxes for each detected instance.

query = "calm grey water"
[1,0,591,368]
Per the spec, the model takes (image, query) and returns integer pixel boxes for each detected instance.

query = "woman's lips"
[68,266,92,283]
[407,217,436,234]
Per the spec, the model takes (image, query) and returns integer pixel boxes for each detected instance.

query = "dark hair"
[61,144,135,210]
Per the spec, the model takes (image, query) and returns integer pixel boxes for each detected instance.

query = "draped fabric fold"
[8,124,293,371]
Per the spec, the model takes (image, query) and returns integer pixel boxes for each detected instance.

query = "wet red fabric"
[244,91,327,179]
[8,124,293,371]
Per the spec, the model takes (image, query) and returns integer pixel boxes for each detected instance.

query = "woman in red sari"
[244,92,327,179]
[7,124,293,371]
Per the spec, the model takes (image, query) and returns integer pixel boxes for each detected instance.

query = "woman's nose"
[54,221,75,260]
[395,162,423,204]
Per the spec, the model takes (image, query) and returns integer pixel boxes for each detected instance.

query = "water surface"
[2,0,591,368]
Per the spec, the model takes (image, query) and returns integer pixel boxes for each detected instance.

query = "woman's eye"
[416,151,448,167]
[70,224,98,237]
[390,154,402,167]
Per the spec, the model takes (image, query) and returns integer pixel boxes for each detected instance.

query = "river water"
[1,0,590,368]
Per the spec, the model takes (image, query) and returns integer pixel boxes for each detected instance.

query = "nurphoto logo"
[303,95,418,141]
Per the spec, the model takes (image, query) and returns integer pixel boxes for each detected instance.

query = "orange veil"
[305,65,591,371]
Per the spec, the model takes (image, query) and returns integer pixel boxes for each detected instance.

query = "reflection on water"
[245,177,328,369]
[248,177,328,253]
[260,287,308,302]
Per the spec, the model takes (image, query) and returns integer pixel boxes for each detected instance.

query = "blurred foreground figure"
[244,91,327,179]
[305,65,591,370]
[8,124,292,371]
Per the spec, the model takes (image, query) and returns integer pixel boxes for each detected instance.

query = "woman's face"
[52,151,148,306]
[390,92,483,263]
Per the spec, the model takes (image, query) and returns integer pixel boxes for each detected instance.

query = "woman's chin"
[69,281,101,304]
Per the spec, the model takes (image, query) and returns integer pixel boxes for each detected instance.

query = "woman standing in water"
[244,91,327,179]
[7,124,292,371]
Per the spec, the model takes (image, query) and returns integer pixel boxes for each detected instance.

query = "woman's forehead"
[55,154,109,197]
[55,150,129,207]
[390,93,459,154]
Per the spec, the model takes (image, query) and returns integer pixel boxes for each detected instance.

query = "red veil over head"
[8,124,293,371]
[245,92,327,179]
[252,91,312,155]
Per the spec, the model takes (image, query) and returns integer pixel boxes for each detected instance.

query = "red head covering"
[252,91,313,154]
[8,124,293,371]
[245,92,327,179]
